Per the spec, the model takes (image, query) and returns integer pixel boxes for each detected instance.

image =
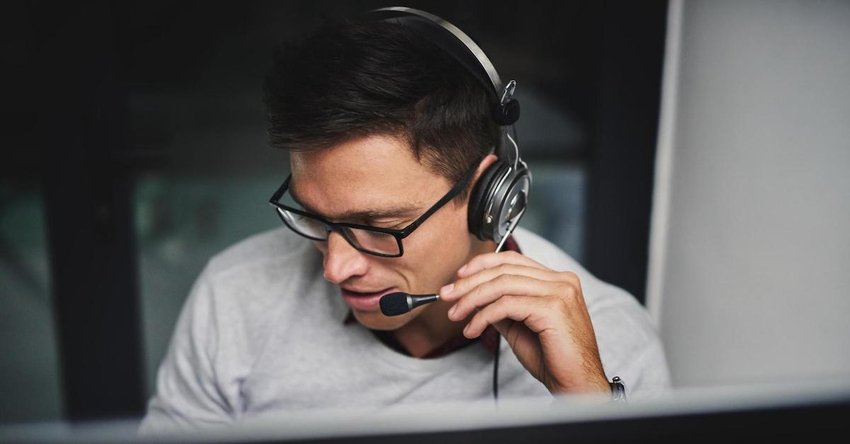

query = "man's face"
[289,134,490,331]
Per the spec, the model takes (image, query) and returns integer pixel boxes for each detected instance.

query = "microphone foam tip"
[380,292,410,316]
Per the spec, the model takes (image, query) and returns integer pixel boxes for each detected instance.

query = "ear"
[461,153,500,206]
[474,154,500,181]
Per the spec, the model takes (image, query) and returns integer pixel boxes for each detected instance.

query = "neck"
[391,300,464,357]
[391,238,497,357]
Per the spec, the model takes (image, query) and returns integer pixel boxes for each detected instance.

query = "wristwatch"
[609,376,627,403]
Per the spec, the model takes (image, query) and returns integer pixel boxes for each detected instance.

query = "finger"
[458,250,547,277]
[441,263,562,303]
[448,274,570,322]
[463,294,555,338]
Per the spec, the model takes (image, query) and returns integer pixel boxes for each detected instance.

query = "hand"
[440,251,610,395]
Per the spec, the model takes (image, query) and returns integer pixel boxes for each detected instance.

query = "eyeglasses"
[268,164,478,258]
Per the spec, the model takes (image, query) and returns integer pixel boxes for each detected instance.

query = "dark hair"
[262,18,499,198]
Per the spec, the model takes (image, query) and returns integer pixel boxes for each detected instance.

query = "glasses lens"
[277,209,400,255]
[345,227,401,256]
[276,208,328,240]
[275,186,401,256]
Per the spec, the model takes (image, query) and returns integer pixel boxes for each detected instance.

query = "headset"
[368,7,532,250]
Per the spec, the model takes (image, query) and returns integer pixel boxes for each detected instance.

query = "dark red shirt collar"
[344,235,521,359]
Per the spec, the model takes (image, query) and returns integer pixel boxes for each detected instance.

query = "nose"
[321,231,369,284]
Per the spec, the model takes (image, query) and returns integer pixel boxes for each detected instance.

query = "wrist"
[546,373,610,397]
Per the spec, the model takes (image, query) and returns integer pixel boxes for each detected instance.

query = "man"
[139,8,670,433]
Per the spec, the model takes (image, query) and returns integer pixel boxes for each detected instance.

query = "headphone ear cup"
[467,161,509,241]
[493,98,520,126]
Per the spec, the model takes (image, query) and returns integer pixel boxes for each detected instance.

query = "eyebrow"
[289,182,422,222]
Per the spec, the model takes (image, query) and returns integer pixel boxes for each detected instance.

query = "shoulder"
[204,227,315,277]
[512,227,584,272]
[175,227,337,367]
[512,227,605,296]
[194,227,324,294]
[513,226,654,330]
[513,227,636,307]
[188,227,329,343]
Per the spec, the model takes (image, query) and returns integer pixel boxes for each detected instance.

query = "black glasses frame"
[268,163,478,258]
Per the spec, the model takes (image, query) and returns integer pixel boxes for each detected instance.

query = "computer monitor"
[3,379,848,443]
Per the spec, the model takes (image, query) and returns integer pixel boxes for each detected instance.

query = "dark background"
[0,0,667,424]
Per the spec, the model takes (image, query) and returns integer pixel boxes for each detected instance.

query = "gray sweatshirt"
[139,227,671,434]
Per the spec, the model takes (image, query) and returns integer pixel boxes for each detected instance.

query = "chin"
[352,309,415,331]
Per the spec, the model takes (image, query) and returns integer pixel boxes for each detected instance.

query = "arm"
[138,269,234,434]
[441,250,661,399]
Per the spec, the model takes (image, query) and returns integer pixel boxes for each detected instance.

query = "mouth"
[340,287,396,313]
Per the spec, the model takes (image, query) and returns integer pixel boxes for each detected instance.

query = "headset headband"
[368,7,530,247]
[369,7,521,130]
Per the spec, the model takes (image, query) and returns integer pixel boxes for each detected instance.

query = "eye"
[376,221,410,231]
[359,217,407,230]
